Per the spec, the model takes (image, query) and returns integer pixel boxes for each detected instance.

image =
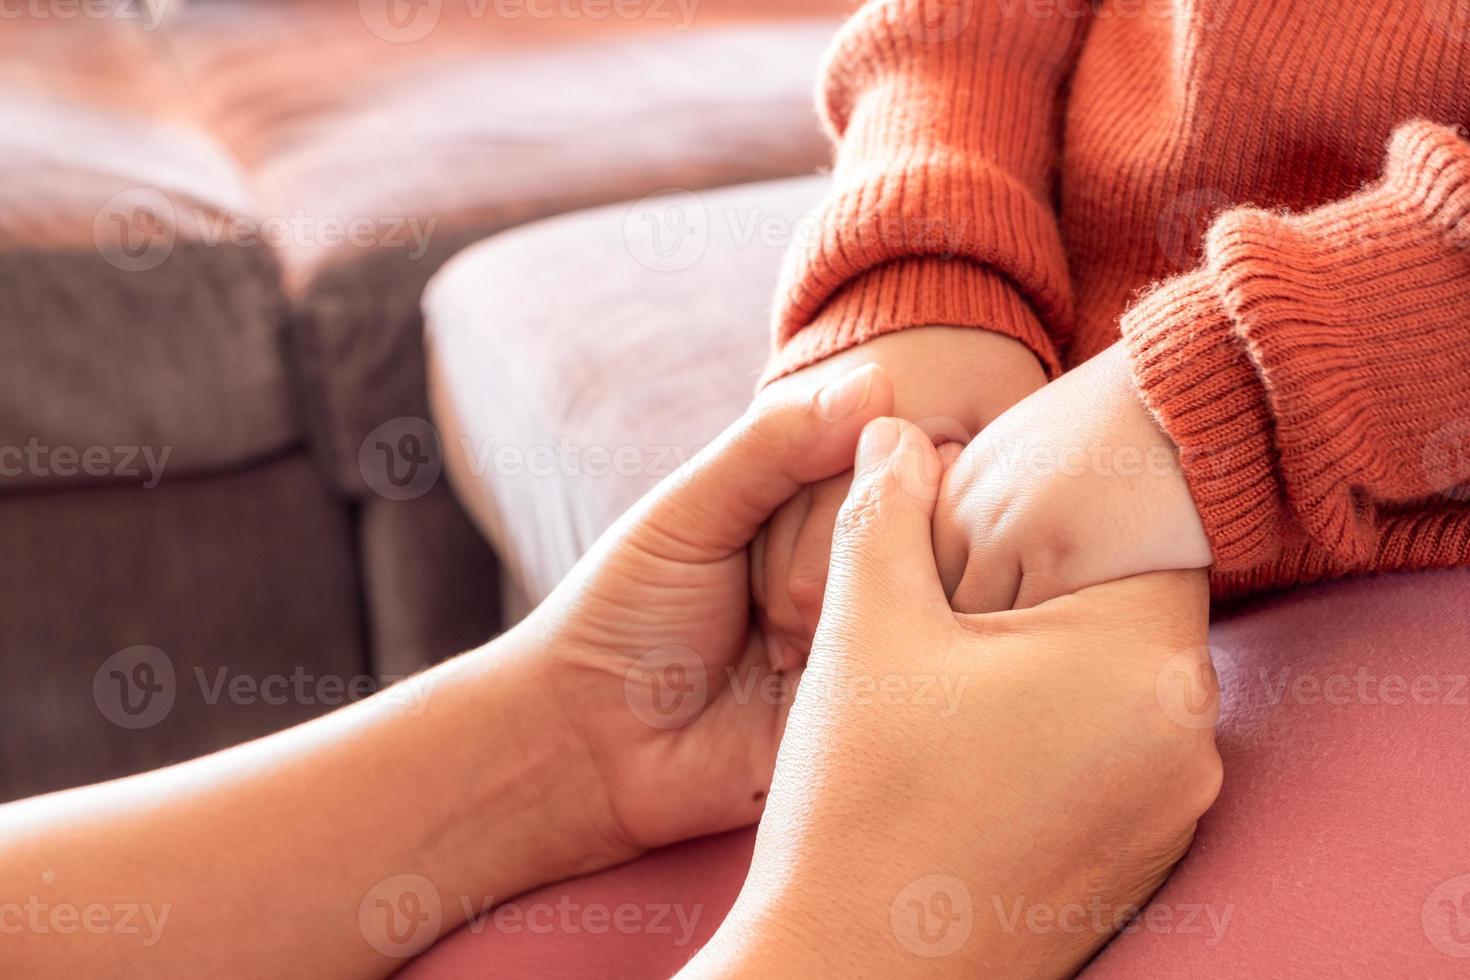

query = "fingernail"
[815,364,875,422]
[856,417,902,473]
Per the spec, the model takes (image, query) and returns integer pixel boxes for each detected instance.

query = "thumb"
[631,364,894,558]
[823,418,948,610]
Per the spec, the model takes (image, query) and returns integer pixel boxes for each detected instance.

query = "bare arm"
[0,634,611,979]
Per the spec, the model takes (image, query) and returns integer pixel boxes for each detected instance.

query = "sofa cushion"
[426,176,826,601]
[0,19,299,491]
[168,0,842,494]
[397,567,1470,977]
[0,451,364,802]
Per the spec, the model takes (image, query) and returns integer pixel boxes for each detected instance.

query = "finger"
[953,568,1209,641]
[753,485,811,621]
[824,418,948,609]
[633,364,894,559]
[784,474,848,640]
[932,475,1022,614]
[948,554,1023,614]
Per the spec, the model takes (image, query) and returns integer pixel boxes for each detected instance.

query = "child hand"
[750,327,1048,668]
[934,341,1213,613]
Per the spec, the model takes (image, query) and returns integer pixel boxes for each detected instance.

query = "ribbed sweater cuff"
[761,257,1060,386]
[1126,120,1470,574]
[1121,269,1287,572]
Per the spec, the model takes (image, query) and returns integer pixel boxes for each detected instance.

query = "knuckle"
[833,474,891,543]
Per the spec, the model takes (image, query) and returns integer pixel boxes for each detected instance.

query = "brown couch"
[1,0,847,801]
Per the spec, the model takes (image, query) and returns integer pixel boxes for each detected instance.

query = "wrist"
[681,879,868,978]
[760,326,1046,442]
[435,629,639,894]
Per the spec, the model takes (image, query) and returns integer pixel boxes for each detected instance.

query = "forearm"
[0,627,609,979]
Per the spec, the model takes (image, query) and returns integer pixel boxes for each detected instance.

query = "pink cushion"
[401,829,755,978]
[427,177,825,603]
[403,567,1470,977]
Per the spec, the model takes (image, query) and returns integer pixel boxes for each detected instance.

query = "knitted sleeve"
[762,0,1089,385]
[1122,121,1470,595]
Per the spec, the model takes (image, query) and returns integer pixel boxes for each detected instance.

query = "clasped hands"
[526,326,1222,976]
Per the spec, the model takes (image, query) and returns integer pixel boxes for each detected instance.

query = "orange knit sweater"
[767,0,1470,598]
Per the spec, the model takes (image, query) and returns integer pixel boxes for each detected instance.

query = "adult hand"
[520,362,894,865]
[689,418,1223,978]
[751,327,1048,667]
[935,341,1212,613]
